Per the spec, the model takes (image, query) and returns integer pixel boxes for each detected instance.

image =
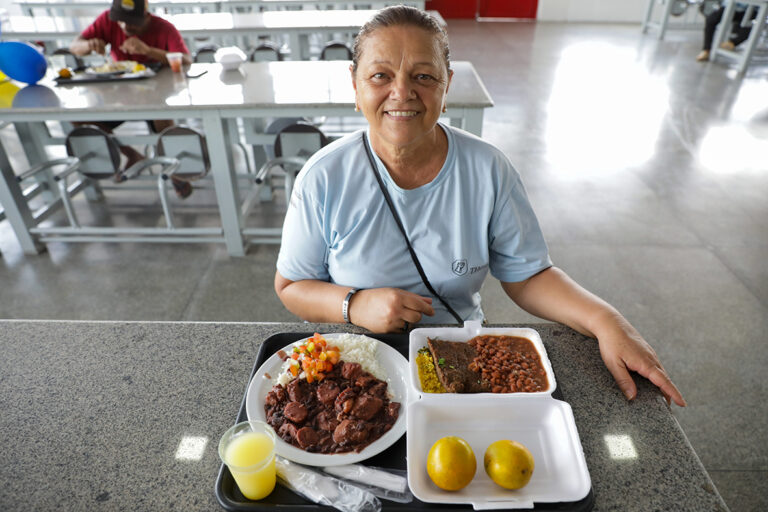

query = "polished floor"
[2,20,768,511]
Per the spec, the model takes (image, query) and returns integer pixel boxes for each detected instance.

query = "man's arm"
[70,36,106,56]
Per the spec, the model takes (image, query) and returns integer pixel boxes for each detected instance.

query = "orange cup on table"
[167,52,183,73]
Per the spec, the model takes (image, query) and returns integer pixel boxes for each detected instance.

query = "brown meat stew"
[264,360,400,454]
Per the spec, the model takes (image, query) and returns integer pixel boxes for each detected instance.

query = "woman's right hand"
[349,288,434,333]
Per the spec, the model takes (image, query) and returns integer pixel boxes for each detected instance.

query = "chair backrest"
[320,41,352,61]
[274,123,330,165]
[249,42,283,62]
[156,126,210,180]
[65,126,121,179]
[194,45,218,63]
[52,48,85,71]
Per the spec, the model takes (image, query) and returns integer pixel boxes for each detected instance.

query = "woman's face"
[352,25,452,151]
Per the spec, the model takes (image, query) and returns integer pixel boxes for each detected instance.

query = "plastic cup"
[218,420,277,501]
[167,52,183,73]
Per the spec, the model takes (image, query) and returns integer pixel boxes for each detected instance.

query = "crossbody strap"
[361,132,463,324]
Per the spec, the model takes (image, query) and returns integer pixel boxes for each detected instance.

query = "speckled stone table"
[0,320,727,511]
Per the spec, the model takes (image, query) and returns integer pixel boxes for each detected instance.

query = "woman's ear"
[349,64,357,92]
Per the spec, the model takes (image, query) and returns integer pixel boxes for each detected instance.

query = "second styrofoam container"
[408,320,557,399]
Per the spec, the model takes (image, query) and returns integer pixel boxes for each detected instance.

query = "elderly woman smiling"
[274,6,686,407]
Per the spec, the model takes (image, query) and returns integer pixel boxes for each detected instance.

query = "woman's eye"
[416,74,436,82]
[371,72,388,80]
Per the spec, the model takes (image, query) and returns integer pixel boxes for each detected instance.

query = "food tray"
[214,331,594,511]
[54,68,155,85]
[407,322,592,510]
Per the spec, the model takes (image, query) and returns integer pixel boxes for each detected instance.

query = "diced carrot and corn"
[288,333,341,383]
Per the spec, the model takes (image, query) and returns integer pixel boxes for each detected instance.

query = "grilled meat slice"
[427,337,489,393]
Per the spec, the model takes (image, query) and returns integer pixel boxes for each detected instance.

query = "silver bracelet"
[342,288,359,324]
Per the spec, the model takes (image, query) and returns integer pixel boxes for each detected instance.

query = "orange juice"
[224,431,276,500]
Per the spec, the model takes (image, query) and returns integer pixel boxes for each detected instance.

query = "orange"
[484,440,535,490]
[426,436,476,491]
[58,68,72,79]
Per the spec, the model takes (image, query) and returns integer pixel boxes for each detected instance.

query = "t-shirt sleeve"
[79,11,109,41]
[488,157,552,283]
[163,22,189,54]
[276,173,331,283]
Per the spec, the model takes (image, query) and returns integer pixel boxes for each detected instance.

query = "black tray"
[214,332,595,511]
[54,63,161,85]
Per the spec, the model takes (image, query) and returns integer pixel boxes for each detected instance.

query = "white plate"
[245,333,408,466]
[408,321,557,398]
[407,397,591,509]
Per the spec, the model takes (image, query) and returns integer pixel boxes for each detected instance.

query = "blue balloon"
[0,41,48,85]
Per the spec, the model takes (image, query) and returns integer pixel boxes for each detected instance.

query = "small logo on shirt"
[452,259,468,276]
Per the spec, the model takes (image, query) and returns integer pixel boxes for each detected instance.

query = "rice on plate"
[275,333,388,386]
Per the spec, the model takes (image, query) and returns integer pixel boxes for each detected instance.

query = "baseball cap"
[109,0,146,25]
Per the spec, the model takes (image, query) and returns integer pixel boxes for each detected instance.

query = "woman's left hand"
[596,320,686,407]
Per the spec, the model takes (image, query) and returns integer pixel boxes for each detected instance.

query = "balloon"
[0,41,48,84]
[0,79,21,108]
[12,84,60,108]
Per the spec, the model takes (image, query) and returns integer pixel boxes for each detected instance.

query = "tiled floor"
[2,20,767,511]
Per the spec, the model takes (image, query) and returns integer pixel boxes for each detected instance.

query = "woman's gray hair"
[351,6,451,74]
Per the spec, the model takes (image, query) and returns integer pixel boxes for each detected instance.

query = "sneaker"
[172,178,193,199]
[696,50,710,62]
[719,41,735,51]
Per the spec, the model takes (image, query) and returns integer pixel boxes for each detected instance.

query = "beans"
[468,335,549,393]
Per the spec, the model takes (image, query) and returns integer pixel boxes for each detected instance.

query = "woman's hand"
[349,288,434,333]
[595,318,686,407]
[503,267,686,407]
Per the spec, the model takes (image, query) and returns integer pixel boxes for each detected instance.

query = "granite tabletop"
[0,320,727,511]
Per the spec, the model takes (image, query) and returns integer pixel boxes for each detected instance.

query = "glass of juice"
[218,420,277,500]
[167,52,183,73]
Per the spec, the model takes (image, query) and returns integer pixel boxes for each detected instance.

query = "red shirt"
[80,11,189,63]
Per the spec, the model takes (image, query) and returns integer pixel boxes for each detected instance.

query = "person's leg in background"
[150,119,193,199]
[722,10,755,49]
[697,6,724,61]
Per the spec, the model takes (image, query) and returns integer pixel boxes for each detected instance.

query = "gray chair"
[152,126,210,227]
[194,45,219,63]
[249,41,284,62]
[254,122,330,205]
[319,40,353,60]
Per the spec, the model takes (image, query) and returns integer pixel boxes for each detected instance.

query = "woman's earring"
[442,104,447,113]
[354,105,360,112]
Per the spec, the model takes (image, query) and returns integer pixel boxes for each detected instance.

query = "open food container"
[406,321,591,510]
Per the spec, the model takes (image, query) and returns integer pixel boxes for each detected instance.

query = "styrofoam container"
[406,321,591,509]
[407,397,591,509]
[214,46,246,71]
[408,321,557,399]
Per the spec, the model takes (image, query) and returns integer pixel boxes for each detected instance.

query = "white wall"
[537,0,649,23]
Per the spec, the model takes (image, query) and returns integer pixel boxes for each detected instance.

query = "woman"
[275,6,685,407]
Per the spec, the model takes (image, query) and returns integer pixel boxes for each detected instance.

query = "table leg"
[712,0,738,59]
[202,113,245,256]
[0,140,45,254]
[450,109,484,137]
[659,0,676,40]
[642,0,656,34]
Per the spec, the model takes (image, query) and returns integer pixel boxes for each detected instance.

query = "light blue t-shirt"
[276,124,552,324]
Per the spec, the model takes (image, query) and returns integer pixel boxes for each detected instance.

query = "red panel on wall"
[478,0,538,19]
[425,0,477,19]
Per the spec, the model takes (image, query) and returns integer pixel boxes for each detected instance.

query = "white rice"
[275,333,387,386]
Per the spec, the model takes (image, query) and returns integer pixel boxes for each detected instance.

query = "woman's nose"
[389,75,415,101]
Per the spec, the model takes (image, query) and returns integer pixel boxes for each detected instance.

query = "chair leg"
[158,175,176,229]
[57,178,81,228]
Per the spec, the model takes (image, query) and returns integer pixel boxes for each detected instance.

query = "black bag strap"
[361,132,463,324]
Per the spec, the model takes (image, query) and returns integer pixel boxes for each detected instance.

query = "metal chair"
[253,122,330,205]
[153,126,210,227]
[194,45,219,63]
[249,41,284,62]
[319,40,353,61]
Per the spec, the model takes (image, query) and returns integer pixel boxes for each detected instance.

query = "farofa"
[416,347,446,393]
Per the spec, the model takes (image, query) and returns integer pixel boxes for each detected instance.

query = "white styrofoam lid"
[406,396,591,509]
